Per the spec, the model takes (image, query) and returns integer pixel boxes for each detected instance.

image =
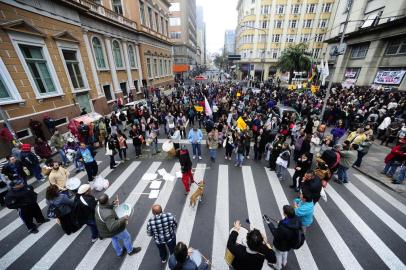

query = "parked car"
[271,105,301,123]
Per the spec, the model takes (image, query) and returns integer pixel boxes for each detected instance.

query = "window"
[261,21,269,29]
[92,37,107,69]
[321,3,332,13]
[148,7,153,28]
[112,0,123,15]
[54,117,68,127]
[139,1,146,25]
[272,34,280,43]
[313,48,321,58]
[289,20,297,28]
[169,2,180,12]
[291,4,300,14]
[16,129,32,140]
[154,59,158,78]
[259,34,267,43]
[318,19,328,28]
[170,32,182,39]
[306,4,316,13]
[103,85,113,101]
[277,5,285,14]
[159,59,163,77]
[163,60,167,75]
[385,39,406,55]
[300,34,310,42]
[286,35,295,43]
[314,34,324,42]
[19,44,57,95]
[160,16,164,34]
[272,50,278,59]
[274,20,283,29]
[351,43,370,59]
[165,20,169,36]
[128,45,137,68]
[303,19,312,28]
[112,40,124,68]
[168,60,171,75]
[0,58,22,104]
[250,8,255,15]
[261,5,270,14]
[120,81,127,96]
[62,50,85,90]
[169,17,181,26]
[155,12,159,31]
[146,58,152,78]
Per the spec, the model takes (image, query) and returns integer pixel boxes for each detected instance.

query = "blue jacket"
[168,254,208,270]
[188,129,203,144]
[294,198,314,227]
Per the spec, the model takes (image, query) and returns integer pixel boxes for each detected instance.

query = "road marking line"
[120,163,180,269]
[265,169,318,270]
[242,166,272,270]
[30,161,141,270]
[325,184,405,270]
[75,162,162,270]
[0,162,108,269]
[354,174,406,215]
[345,182,406,241]
[211,164,229,270]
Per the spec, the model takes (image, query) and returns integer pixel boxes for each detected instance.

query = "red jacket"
[384,145,406,164]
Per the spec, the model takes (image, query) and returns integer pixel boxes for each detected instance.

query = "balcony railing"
[74,0,137,30]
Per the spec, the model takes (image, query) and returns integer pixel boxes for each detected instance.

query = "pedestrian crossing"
[0,153,405,270]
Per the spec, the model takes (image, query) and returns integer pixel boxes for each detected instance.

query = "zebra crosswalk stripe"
[325,184,405,269]
[75,162,161,270]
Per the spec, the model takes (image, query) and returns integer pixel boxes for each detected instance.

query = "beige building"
[323,0,406,90]
[0,0,173,156]
[168,0,197,78]
[235,0,335,80]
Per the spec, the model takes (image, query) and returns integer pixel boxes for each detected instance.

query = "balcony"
[74,0,137,30]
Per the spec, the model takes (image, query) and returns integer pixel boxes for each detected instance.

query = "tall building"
[0,0,173,156]
[196,5,207,66]
[224,30,236,55]
[168,0,197,78]
[324,0,406,90]
[235,0,334,80]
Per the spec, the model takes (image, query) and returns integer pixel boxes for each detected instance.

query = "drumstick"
[200,253,214,267]
[116,195,119,207]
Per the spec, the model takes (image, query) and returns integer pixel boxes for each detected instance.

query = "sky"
[196,0,238,54]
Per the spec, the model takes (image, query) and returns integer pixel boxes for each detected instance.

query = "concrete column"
[122,41,135,93]
[135,44,143,93]
[82,31,102,96]
[104,37,119,98]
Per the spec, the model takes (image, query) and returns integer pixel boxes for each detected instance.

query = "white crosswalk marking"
[265,169,318,270]
[31,161,141,270]
[75,162,161,270]
[242,166,272,270]
[0,163,108,269]
[325,184,405,270]
[120,163,181,269]
[345,182,406,241]
[211,164,229,270]
[287,169,363,270]
[354,174,406,215]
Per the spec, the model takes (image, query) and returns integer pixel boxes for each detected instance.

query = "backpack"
[47,203,61,219]
[291,227,306,249]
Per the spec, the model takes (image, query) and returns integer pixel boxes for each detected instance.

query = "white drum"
[115,203,133,218]
[66,177,81,191]
[162,140,174,152]
[230,227,248,247]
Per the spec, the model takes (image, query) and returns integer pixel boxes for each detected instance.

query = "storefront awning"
[173,64,189,73]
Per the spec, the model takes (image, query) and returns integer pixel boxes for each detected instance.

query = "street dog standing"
[189,180,205,207]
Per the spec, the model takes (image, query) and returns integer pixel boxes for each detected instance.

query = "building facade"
[0,0,173,156]
[196,5,206,66]
[235,0,335,80]
[168,0,197,78]
[224,30,236,55]
[323,0,406,90]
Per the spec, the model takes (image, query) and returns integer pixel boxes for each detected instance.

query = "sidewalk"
[352,142,406,196]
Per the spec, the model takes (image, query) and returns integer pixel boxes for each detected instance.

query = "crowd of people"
[0,76,405,269]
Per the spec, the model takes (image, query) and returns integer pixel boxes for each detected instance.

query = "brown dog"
[189,180,205,207]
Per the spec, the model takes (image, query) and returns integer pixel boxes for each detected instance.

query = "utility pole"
[321,0,353,117]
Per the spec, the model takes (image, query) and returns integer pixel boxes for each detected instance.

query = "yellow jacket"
[347,132,366,145]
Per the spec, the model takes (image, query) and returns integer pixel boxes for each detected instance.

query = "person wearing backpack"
[275,143,290,181]
[263,205,303,270]
[73,184,98,243]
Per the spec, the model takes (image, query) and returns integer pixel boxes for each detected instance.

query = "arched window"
[92,37,106,69]
[112,40,124,68]
[128,45,137,68]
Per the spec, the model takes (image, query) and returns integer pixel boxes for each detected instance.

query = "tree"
[213,54,227,70]
[277,43,312,84]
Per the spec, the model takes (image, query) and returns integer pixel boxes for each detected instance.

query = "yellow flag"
[311,85,320,94]
[236,92,241,97]
[237,117,247,130]
[194,105,204,112]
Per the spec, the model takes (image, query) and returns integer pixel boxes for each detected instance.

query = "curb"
[352,166,406,197]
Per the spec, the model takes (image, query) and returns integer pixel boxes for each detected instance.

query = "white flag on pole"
[322,60,330,86]
[204,96,212,117]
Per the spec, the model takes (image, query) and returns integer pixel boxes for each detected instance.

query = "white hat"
[77,184,91,194]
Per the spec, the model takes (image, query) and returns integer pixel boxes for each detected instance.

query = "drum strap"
[96,205,105,223]
[80,196,88,207]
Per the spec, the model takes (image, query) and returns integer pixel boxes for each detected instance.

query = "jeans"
[84,161,98,182]
[337,165,349,183]
[192,143,201,157]
[383,162,400,177]
[276,165,287,180]
[32,164,43,180]
[150,140,158,154]
[235,153,244,166]
[274,247,288,270]
[86,219,99,239]
[109,155,117,169]
[155,237,176,261]
[134,144,142,157]
[59,149,68,165]
[394,165,406,183]
[111,229,133,256]
[354,151,365,167]
[118,148,127,160]
[75,159,84,171]
[209,149,216,160]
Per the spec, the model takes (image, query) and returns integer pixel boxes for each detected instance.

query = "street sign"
[228,54,241,60]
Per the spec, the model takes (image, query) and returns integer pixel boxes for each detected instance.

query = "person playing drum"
[168,242,209,270]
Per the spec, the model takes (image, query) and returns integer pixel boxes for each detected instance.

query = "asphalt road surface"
[0,143,405,270]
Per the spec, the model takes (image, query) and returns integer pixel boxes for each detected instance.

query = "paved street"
[0,143,405,270]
